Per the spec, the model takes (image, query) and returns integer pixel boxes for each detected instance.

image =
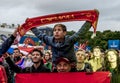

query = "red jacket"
[0,65,7,83]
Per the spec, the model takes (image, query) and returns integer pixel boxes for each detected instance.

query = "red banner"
[18,9,99,36]
[15,72,110,83]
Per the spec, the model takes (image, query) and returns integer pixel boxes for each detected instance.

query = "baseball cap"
[56,57,70,64]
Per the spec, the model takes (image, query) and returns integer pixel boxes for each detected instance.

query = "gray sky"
[0,0,120,32]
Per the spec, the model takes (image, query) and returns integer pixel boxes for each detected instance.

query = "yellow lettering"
[40,14,75,23]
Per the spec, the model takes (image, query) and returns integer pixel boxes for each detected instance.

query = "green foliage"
[67,30,120,50]
[67,30,75,35]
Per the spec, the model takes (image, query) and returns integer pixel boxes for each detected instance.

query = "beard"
[32,59,41,64]
[33,61,40,64]
[32,58,44,65]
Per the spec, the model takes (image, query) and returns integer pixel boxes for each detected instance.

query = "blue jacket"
[31,21,92,64]
[0,35,16,57]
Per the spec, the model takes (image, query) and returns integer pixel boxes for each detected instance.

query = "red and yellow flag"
[18,9,99,36]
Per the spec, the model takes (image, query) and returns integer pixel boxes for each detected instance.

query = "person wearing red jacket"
[0,58,7,83]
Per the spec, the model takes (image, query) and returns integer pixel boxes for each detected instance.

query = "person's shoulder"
[64,35,71,41]
[87,59,92,62]
[47,36,53,39]
[65,35,70,38]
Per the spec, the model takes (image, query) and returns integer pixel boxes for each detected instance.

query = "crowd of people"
[0,21,120,83]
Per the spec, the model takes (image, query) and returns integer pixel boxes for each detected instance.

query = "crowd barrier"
[15,72,110,83]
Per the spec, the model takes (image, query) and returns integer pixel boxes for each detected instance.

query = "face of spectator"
[85,52,91,59]
[53,26,66,40]
[31,51,42,63]
[44,53,50,61]
[27,53,32,59]
[93,48,101,57]
[107,51,117,63]
[19,53,25,57]
[56,61,71,72]
[13,49,20,57]
[76,51,85,63]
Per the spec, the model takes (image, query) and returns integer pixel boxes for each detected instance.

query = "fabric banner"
[15,72,110,83]
[18,9,99,36]
[18,46,44,55]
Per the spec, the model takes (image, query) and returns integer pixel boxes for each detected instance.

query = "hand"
[12,26,19,37]
[2,52,10,58]
[108,72,112,78]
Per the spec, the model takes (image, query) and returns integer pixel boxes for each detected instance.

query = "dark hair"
[53,24,67,32]
[31,49,43,57]
[14,48,20,52]
[44,51,51,56]
[44,51,51,58]
[92,46,101,52]
[104,49,120,74]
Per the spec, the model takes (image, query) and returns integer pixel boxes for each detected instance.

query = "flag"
[18,9,99,36]
[9,45,44,55]
[15,72,110,83]
[79,41,88,50]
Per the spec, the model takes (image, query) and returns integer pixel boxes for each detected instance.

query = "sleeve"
[31,28,51,45]
[0,35,16,57]
[70,21,92,43]
[5,57,23,73]
[31,28,44,40]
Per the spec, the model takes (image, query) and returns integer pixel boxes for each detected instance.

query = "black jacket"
[0,35,16,57]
